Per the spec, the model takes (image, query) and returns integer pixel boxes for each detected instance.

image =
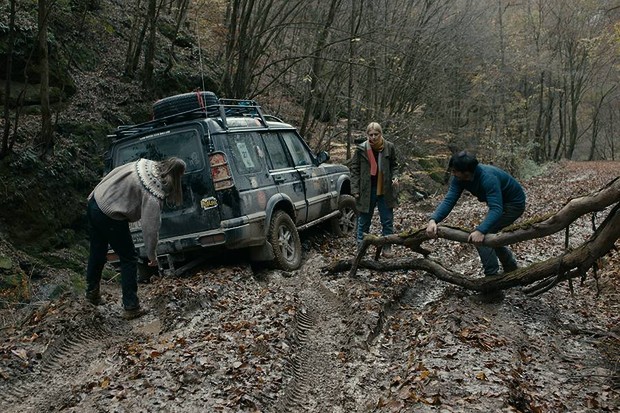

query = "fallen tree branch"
[334,177,620,295]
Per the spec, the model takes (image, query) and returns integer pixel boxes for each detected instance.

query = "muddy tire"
[331,194,358,237]
[268,210,302,270]
[153,91,219,119]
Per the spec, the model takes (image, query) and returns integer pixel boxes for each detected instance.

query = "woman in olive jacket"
[350,122,399,256]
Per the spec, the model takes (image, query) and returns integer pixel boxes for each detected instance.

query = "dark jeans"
[357,185,394,244]
[86,198,139,309]
[476,202,525,276]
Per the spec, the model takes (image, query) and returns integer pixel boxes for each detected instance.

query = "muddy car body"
[105,92,356,272]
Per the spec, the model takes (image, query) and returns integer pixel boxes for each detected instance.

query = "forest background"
[0,0,619,299]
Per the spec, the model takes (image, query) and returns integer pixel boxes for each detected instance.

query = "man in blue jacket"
[426,152,526,295]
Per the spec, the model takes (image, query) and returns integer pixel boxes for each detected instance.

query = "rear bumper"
[108,221,265,264]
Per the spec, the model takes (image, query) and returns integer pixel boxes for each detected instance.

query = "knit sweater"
[430,164,526,234]
[88,159,165,261]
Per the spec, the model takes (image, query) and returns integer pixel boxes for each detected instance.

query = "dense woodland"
[0,3,619,410]
[0,0,619,249]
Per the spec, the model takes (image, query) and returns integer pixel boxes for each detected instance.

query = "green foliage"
[159,21,180,43]
[0,136,101,252]
[38,240,89,273]
[0,269,30,305]
[518,159,548,180]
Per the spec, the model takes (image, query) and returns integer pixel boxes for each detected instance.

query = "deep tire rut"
[274,256,353,413]
[0,307,131,413]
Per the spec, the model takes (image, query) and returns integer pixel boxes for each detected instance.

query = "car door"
[261,131,308,225]
[280,131,332,223]
[222,131,279,225]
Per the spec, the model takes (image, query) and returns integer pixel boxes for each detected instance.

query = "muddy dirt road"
[1,161,618,412]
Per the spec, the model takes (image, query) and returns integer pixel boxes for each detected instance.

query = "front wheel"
[268,211,302,270]
[331,194,358,237]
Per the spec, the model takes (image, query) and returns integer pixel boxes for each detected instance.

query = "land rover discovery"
[105,91,356,273]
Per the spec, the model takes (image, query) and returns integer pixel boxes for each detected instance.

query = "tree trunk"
[37,0,53,156]
[299,0,342,137]
[1,0,17,159]
[142,0,160,90]
[163,0,190,75]
[588,86,616,161]
[124,0,144,77]
[329,176,620,296]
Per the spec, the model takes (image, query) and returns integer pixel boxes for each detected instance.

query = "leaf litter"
[0,160,618,412]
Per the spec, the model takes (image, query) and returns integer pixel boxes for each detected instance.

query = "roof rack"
[108,99,273,141]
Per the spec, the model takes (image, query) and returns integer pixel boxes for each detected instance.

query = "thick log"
[339,177,620,294]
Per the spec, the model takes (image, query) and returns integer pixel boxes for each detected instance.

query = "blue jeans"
[476,202,525,276]
[86,198,139,309]
[357,185,394,244]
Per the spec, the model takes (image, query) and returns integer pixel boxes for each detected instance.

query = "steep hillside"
[0,1,223,252]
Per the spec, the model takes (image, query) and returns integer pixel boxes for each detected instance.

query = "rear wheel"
[268,211,302,270]
[331,194,358,237]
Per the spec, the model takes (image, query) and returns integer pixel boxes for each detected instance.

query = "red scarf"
[366,138,385,195]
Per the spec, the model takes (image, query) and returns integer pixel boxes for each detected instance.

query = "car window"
[226,132,265,175]
[281,131,313,167]
[262,132,291,170]
[114,128,204,173]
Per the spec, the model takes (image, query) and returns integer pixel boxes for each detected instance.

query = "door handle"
[273,176,285,184]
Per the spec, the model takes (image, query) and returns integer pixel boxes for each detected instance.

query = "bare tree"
[221,0,304,98]
[124,0,147,77]
[36,0,54,156]
[1,0,17,159]
[142,0,164,89]
[346,0,364,159]
[588,85,616,160]
[163,0,191,76]
[298,0,343,137]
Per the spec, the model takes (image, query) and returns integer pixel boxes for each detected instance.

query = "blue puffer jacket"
[430,164,526,234]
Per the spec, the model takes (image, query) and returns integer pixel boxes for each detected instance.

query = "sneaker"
[122,306,149,320]
[382,245,394,258]
[85,289,104,306]
[469,290,505,304]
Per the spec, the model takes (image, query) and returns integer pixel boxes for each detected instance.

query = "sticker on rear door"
[201,197,218,210]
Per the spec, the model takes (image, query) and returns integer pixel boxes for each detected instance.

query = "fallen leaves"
[0,161,618,412]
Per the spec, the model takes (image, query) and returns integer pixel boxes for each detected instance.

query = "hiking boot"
[85,289,104,306]
[137,273,152,284]
[137,263,159,284]
[122,306,149,320]
[469,290,505,304]
[382,245,394,258]
[503,263,519,273]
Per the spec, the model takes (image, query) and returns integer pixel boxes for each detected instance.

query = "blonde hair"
[366,122,382,135]
[158,157,186,206]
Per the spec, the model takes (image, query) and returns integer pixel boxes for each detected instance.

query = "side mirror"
[316,151,330,164]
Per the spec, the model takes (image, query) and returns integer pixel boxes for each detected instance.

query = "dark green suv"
[105,92,356,272]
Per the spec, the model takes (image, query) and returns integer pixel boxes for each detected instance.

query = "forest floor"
[0,160,618,412]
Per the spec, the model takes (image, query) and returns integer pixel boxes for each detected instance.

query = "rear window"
[113,128,204,173]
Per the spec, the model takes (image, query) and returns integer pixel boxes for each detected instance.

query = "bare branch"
[334,177,620,296]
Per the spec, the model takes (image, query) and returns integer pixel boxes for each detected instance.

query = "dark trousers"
[86,198,139,309]
[476,202,525,276]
